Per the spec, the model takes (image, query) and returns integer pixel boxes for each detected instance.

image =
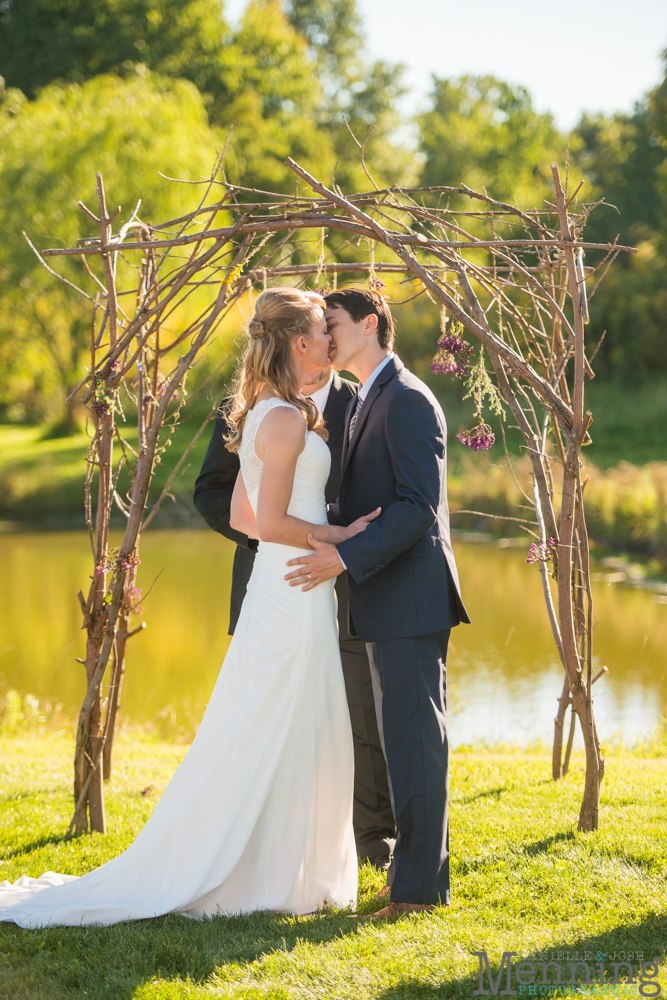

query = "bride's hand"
[345,507,382,539]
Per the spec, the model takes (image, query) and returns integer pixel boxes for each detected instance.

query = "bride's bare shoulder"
[255,403,306,452]
[262,403,305,432]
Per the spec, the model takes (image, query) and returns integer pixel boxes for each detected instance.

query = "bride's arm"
[230,471,259,539]
[255,406,378,548]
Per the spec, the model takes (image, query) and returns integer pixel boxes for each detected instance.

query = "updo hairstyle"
[225,287,328,452]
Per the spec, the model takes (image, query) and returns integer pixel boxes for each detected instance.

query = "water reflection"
[449,543,667,746]
[0,530,665,746]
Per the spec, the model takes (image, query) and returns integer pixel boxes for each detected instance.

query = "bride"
[0,287,380,927]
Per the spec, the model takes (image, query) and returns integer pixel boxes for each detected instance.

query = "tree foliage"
[0,73,217,423]
[571,59,667,378]
[285,0,412,189]
[215,0,335,191]
[418,75,568,207]
[1,3,667,424]
[0,0,230,102]
[0,0,410,191]
[573,108,666,247]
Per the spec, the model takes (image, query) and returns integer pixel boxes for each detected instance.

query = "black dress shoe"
[363,855,392,872]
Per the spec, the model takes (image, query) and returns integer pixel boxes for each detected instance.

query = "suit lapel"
[341,356,402,479]
[323,372,351,450]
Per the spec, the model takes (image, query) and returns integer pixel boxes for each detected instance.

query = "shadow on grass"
[1,833,70,859]
[0,907,369,1000]
[3,907,667,1000]
[370,915,667,999]
[452,777,553,807]
[521,830,576,856]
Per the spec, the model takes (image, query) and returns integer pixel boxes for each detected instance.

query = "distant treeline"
[1,0,666,428]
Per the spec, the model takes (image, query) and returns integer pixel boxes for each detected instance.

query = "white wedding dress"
[0,398,357,927]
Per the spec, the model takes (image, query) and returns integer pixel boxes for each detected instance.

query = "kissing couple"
[0,287,468,928]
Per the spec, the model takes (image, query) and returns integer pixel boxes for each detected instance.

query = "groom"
[193,366,396,870]
[285,288,469,917]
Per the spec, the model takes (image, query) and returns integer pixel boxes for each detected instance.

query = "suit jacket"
[335,355,469,643]
[193,373,358,635]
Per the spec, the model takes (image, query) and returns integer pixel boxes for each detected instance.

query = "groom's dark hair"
[324,288,395,349]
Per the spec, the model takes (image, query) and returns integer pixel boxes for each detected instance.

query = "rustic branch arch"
[34,155,636,835]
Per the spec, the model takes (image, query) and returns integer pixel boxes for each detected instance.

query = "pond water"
[1,530,666,747]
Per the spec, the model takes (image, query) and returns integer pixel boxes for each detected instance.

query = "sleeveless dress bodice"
[240,397,330,526]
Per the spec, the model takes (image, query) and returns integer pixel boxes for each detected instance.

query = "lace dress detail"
[240,398,296,500]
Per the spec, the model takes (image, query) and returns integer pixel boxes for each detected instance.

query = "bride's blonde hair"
[225,287,328,453]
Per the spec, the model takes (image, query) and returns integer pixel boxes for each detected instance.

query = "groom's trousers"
[367,630,451,906]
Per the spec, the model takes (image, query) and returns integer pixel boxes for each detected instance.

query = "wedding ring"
[307,574,312,581]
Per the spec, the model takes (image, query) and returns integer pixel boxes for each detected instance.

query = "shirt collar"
[358,352,394,401]
[302,371,334,413]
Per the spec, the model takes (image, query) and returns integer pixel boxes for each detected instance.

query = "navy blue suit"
[334,355,469,904]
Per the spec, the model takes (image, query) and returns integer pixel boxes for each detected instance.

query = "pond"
[1,530,666,747]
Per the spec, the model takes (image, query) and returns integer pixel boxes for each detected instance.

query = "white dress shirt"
[302,371,334,413]
[357,352,394,402]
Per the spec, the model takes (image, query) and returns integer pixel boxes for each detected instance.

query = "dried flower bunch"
[430,317,475,378]
[526,538,558,565]
[456,420,496,452]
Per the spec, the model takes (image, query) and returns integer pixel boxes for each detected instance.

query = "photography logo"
[473,950,662,996]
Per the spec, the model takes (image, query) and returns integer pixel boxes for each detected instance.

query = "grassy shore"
[1,733,667,999]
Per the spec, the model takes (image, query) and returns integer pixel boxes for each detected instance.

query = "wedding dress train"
[0,398,357,927]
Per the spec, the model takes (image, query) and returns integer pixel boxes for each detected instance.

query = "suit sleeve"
[193,409,257,550]
[327,501,343,525]
[336,389,443,585]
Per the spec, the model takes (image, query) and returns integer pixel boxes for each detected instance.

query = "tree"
[418,75,568,207]
[571,62,667,377]
[285,0,413,190]
[285,0,361,82]
[0,0,344,192]
[573,107,666,247]
[0,0,230,103]
[215,0,336,192]
[0,72,218,427]
[0,0,409,423]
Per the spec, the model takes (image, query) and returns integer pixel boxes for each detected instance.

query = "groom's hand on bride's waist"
[285,535,344,591]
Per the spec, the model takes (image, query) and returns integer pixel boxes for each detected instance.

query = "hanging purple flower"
[369,277,386,292]
[457,420,496,452]
[430,355,459,375]
[526,538,558,564]
[430,331,475,379]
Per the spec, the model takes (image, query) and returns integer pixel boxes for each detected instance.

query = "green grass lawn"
[0,418,212,529]
[1,734,667,999]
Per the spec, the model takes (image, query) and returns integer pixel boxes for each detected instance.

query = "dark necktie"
[348,393,364,441]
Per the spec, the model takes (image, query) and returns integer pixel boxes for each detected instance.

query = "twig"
[22,231,95,300]
[450,510,537,524]
[143,400,221,529]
